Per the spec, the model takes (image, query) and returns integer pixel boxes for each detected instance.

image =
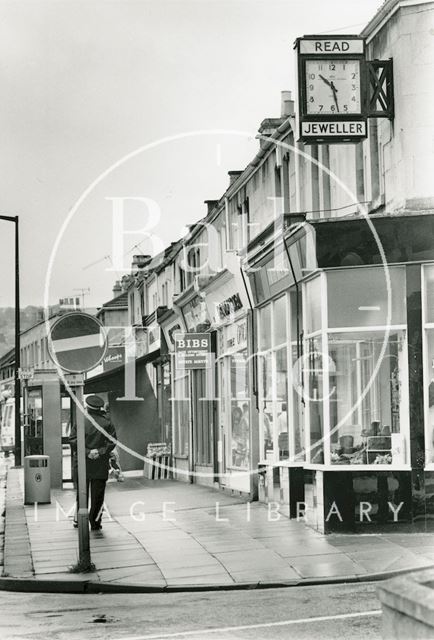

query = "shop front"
[301,266,413,532]
[306,214,434,532]
[160,309,188,482]
[83,340,160,472]
[24,370,63,489]
[203,268,257,498]
[174,288,216,486]
[246,227,306,516]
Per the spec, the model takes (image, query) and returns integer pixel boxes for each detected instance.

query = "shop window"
[424,265,434,324]
[25,388,43,456]
[291,344,304,458]
[259,305,272,350]
[307,337,324,463]
[274,296,287,346]
[173,373,189,456]
[258,294,294,462]
[162,363,172,445]
[260,351,273,459]
[230,351,249,469]
[328,331,407,466]
[327,266,406,328]
[423,265,434,466]
[305,276,322,334]
[275,347,289,460]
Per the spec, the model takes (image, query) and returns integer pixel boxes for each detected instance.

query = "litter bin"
[24,455,51,504]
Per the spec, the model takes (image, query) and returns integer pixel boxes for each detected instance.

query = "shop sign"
[18,368,34,381]
[217,293,243,320]
[162,316,185,352]
[147,324,160,353]
[174,333,212,370]
[183,295,210,333]
[296,35,367,144]
[135,327,148,359]
[222,318,248,355]
[102,346,124,372]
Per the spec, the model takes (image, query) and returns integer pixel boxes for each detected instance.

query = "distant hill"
[0,305,99,359]
[0,306,46,358]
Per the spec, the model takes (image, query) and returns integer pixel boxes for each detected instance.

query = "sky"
[0,0,382,308]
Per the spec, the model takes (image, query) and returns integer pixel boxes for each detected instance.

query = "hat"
[85,395,104,410]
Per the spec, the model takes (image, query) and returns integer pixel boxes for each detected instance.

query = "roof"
[361,0,433,40]
[0,347,15,368]
[98,291,128,310]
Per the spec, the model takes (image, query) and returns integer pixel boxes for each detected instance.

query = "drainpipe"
[239,266,258,411]
[282,232,302,361]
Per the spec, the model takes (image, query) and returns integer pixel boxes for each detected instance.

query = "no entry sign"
[48,312,107,374]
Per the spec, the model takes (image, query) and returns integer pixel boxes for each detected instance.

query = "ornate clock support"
[366,59,394,120]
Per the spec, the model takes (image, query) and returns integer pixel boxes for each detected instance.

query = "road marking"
[118,609,382,639]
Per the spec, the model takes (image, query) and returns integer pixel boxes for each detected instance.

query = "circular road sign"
[48,312,108,374]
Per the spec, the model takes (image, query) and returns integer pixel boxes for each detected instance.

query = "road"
[0,582,382,639]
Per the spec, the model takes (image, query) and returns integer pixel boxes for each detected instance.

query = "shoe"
[73,521,78,529]
[90,523,102,531]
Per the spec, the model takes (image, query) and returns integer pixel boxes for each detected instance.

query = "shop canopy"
[84,349,160,396]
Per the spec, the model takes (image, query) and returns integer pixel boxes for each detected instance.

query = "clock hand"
[319,74,332,87]
[330,80,339,113]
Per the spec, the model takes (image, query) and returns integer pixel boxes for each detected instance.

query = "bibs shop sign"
[174,333,212,370]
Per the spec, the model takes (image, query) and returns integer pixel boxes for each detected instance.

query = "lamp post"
[0,215,21,465]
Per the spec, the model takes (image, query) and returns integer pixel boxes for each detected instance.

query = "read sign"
[296,34,367,144]
[174,333,211,370]
[299,38,364,55]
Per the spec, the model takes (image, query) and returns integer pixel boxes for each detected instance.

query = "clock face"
[304,59,362,115]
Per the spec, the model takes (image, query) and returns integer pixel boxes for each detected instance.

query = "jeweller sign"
[295,35,367,144]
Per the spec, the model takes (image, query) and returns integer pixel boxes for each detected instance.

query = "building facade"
[85,0,434,530]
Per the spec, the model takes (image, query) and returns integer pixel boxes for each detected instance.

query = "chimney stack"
[131,254,152,270]
[228,171,242,187]
[112,280,122,296]
[281,91,294,117]
[204,200,219,215]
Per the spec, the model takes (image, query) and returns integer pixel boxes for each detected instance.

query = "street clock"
[304,59,362,115]
[296,35,368,144]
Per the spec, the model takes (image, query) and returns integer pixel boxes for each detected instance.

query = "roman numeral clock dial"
[305,60,361,115]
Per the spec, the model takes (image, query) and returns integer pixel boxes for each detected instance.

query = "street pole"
[14,216,21,465]
[0,214,21,466]
[74,383,91,568]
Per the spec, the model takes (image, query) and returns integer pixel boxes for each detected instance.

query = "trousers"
[87,479,107,527]
[75,478,107,528]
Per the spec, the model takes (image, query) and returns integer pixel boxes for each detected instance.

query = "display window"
[303,267,409,468]
[257,293,302,463]
[172,368,190,456]
[229,351,250,469]
[422,265,434,467]
[25,387,43,456]
[216,317,250,471]
[328,331,407,466]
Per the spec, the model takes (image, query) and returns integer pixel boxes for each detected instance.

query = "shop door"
[218,358,228,486]
[61,391,73,483]
[191,369,215,482]
[24,388,43,456]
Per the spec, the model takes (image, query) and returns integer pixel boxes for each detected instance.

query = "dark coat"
[70,408,117,481]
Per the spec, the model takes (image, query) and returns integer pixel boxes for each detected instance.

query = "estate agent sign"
[174,333,212,370]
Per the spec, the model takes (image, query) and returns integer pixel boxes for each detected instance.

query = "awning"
[84,349,160,395]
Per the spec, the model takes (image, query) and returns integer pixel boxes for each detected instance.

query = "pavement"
[1,466,434,592]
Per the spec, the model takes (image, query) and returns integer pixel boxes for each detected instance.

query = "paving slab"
[3,469,434,591]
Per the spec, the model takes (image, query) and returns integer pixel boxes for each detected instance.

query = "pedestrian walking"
[70,394,117,530]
